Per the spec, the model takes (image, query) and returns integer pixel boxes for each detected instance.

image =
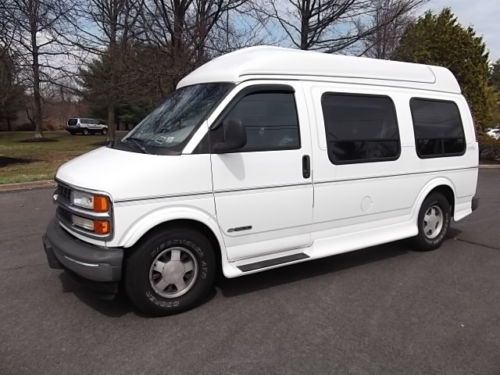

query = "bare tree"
[259,0,425,53]
[0,50,25,131]
[190,0,254,60]
[143,0,192,86]
[1,0,75,138]
[361,0,426,59]
[201,1,275,55]
[142,0,253,85]
[257,0,371,51]
[0,4,15,51]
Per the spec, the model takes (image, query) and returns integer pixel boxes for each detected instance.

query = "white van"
[43,46,479,315]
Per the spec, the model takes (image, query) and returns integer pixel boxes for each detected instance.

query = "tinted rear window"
[321,93,400,164]
[410,98,465,158]
[68,119,77,126]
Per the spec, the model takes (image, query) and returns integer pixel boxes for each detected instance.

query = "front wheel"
[412,192,451,251]
[124,227,217,316]
[101,128,108,136]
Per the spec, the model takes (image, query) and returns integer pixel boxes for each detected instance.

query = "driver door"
[209,83,313,261]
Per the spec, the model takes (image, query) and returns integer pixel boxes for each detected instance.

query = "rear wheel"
[412,192,451,251]
[124,227,217,316]
[82,128,89,136]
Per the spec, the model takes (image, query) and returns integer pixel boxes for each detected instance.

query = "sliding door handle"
[302,155,311,179]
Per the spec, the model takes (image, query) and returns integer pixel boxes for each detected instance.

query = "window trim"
[321,92,401,165]
[204,84,302,154]
[410,97,466,159]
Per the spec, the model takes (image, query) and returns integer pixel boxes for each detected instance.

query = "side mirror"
[212,118,247,154]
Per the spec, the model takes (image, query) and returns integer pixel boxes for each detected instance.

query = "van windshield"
[118,83,233,154]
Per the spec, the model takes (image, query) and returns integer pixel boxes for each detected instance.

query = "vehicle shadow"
[58,272,134,318]
[216,240,411,298]
[447,226,462,239]
[217,226,464,298]
[57,270,218,318]
[56,229,463,317]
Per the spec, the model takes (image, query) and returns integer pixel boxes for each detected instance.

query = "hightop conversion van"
[43,46,479,315]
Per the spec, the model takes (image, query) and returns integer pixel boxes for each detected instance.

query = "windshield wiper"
[124,137,150,154]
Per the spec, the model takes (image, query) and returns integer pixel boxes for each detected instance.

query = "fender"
[118,205,228,262]
[410,176,456,223]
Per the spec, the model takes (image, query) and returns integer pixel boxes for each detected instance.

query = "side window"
[219,91,300,152]
[410,98,465,158]
[321,93,400,164]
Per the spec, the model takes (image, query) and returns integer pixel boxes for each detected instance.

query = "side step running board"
[238,252,309,272]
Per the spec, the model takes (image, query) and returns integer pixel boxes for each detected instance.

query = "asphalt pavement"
[1,170,499,375]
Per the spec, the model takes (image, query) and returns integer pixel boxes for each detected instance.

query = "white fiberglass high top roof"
[177,46,461,94]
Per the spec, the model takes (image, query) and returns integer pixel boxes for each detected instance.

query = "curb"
[0,180,55,193]
[479,164,500,169]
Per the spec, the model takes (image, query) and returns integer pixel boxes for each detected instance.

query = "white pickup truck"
[66,118,108,135]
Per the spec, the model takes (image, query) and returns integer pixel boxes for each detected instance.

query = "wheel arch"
[429,185,455,216]
[118,207,226,268]
[413,178,456,222]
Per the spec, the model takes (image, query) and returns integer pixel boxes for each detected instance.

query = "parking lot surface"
[1,170,499,375]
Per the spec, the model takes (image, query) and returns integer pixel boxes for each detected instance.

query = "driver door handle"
[302,155,311,179]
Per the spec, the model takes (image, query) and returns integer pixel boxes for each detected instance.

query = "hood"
[56,147,212,202]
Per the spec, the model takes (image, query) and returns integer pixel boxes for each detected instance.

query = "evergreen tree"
[490,59,500,90]
[79,44,173,129]
[393,8,493,130]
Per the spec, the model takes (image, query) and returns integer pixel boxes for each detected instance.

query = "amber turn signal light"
[93,195,109,212]
[94,220,110,235]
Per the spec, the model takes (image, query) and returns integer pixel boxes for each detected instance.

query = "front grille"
[56,206,72,224]
[57,184,71,203]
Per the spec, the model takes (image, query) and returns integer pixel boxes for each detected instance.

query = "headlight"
[71,190,110,212]
[71,190,93,209]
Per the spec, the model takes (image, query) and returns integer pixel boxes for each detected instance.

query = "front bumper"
[43,219,123,282]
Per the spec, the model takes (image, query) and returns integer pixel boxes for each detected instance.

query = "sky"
[424,0,500,61]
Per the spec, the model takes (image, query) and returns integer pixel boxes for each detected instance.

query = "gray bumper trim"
[472,197,479,212]
[43,219,123,282]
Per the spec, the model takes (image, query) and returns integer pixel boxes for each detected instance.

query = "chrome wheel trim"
[149,246,198,298]
[423,205,444,240]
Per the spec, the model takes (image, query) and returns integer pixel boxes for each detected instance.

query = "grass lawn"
[0,131,109,184]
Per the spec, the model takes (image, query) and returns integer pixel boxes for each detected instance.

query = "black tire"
[101,128,108,136]
[82,128,89,136]
[124,227,217,316]
[412,192,451,251]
